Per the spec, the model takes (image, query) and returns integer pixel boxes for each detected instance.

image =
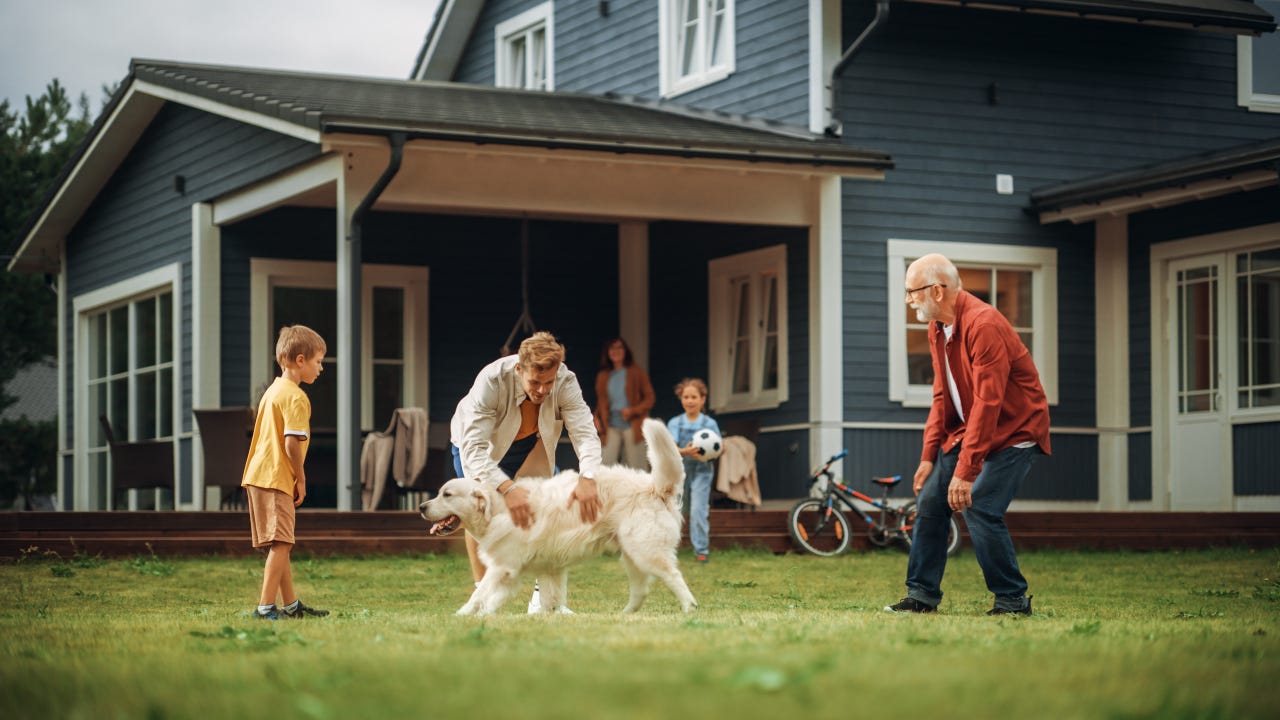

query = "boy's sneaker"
[884,597,936,614]
[254,605,280,620]
[695,554,709,563]
[987,595,1033,616]
[281,600,329,618]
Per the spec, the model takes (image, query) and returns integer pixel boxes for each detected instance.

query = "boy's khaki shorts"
[246,485,295,547]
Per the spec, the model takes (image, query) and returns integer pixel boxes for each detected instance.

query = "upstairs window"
[495,2,554,90]
[1238,0,1280,113]
[708,245,788,412]
[660,0,735,98]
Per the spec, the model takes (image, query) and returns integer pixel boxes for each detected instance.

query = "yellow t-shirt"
[241,377,311,493]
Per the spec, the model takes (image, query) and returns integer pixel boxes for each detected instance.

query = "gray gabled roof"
[908,0,1276,34]
[1030,136,1280,216]
[130,60,891,171]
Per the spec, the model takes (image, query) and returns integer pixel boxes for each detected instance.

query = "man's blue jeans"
[906,445,1037,611]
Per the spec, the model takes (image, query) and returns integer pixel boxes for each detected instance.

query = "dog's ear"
[472,486,490,521]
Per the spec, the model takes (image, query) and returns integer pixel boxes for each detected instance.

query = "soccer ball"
[691,429,723,461]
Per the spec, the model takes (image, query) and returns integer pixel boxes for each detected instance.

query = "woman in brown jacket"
[594,337,655,470]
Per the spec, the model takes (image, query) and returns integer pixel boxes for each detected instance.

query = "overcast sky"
[1,0,442,113]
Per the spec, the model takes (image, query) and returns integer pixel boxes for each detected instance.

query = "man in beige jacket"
[450,332,603,613]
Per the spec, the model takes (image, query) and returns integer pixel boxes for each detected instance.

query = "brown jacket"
[594,364,656,443]
[922,290,1051,482]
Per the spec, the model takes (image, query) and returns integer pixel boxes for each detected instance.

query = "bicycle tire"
[897,501,961,557]
[787,498,852,557]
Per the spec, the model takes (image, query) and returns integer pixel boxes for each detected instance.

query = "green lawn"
[2,545,1278,719]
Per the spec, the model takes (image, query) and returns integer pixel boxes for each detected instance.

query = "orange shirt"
[921,291,1051,482]
[513,399,538,441]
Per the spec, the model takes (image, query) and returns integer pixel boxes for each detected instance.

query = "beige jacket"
[450,355,602,486]
[360,407,429,510]
[716,435,762,507]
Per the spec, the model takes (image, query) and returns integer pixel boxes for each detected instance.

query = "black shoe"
[884,597,936,614]
[282,600,329,618]
[988,595,1033,616]
[254,605,280,620]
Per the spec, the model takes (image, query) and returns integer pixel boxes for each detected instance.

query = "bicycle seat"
[871,475,903,487]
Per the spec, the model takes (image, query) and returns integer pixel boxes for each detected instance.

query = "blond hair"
[518,331,565,372]
[674,377,708,399]
[275,325,326,369]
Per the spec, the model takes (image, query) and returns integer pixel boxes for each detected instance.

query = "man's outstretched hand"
[568,476,602,524]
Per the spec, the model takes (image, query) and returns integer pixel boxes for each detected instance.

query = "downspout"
[827,0,890,136]
[343,131,406,509]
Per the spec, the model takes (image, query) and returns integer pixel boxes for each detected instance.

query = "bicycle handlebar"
[830,449,848,463]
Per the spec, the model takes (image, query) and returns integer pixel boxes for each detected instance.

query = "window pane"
[90,382,108,447]
[373,363,404,428]
[680,0,700,76]
[710,0,728,67]
[1178,269,1217,414]
[510,35,526,88]
[91,451,108,510]
[761,275,778,391]
[110,377,129,439]
[137,369,157,440]
[959,267,990,305]
[996,270,1032,328]
[907,329,932,386]
[158,292,172,363]
[732,339,750,393]
[272,286,336,377]
[372,287,404,359]
[109,306,129,375]
[1253,1,1280,94]
[761,336,778,391]
[1017,332,1033,352]
[136,297,156,368]
[159,367,173,438]
[530,28,546,90]
[89,313,107,380]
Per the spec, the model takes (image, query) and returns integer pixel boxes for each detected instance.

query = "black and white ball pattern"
[691,429,723,462]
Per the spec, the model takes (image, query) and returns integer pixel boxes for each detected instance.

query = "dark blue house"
[10,0,1280,513]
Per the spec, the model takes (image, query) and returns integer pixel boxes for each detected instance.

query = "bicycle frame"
[808,452,909,540]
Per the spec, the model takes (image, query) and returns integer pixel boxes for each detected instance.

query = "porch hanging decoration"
[500,217,538,357]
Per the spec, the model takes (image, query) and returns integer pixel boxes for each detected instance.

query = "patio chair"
[99,414,175,509]
[193,407,255,510]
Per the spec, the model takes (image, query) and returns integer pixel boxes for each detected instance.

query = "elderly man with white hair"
[886,254,1050,616]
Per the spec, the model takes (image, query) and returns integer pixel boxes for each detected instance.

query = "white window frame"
[1237,16,1280,114]
[886,240,1059,407]
[495,2,555,91]
[72,264,182,511]
[708,244,788,412]
[659,0,736,98]
[249,259,429,430]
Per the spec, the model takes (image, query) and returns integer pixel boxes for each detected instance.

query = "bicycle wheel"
[787,498,852,556]
[896,501,961,557]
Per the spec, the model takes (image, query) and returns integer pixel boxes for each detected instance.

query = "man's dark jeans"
[906,444,1037,612]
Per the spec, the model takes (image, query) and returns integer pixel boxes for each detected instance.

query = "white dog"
[420,418,698,616]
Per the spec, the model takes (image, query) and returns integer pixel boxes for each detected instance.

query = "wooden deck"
[3,509,1278,557]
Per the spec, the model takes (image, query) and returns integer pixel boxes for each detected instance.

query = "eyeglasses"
[905,283,945,300]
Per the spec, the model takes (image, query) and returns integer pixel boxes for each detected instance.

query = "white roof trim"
[413,0,486,81]
[133,80,320,143]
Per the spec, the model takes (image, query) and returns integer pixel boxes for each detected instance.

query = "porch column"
[618,222,649,369]
[336,171,363,511]
[191,203,220,509]
[1095,216,1130,509]
[809,176,844,465]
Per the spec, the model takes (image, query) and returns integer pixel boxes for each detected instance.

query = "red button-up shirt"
[921,290,1051,482]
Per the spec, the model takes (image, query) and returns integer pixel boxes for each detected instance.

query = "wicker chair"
[98,414,175,509]
[193,407,255,510]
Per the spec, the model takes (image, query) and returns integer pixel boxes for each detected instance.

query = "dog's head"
[418,478,494,536]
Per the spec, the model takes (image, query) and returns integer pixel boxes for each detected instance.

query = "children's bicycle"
[787,450,960,558]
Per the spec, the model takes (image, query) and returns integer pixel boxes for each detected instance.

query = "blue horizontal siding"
[455,0,811,125]
[1234,423,1280,495]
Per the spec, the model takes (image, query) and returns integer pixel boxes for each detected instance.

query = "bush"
[0,417,57,508]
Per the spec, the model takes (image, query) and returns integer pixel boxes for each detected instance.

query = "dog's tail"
[643,418,685,500]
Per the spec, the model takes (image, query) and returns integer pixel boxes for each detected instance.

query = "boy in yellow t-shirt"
[242,325,330,620]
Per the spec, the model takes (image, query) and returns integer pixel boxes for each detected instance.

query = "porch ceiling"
[1030,137,1280,224]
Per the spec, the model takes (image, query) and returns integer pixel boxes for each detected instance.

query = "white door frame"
[1151,222,1280,511]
